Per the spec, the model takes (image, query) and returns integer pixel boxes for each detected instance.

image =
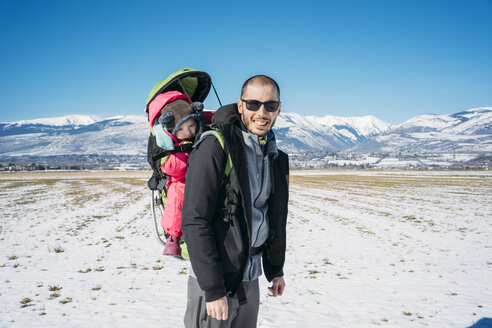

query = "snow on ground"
[371,157,422,168]
[0,170,491,327]
[418,153,480,166]
[327,156,381,166]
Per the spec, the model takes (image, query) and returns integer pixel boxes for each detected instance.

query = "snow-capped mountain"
[0,112,392,156]
[0,115,148,156]
[351,107,492,153]
[0,107,490,158]
[275,113,392,151]
[8,114,103,127]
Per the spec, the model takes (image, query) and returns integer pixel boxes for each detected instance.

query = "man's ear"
[237,100,243,114]
[278,102,282,114]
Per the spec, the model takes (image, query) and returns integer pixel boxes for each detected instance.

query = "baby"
[149,91,202,257]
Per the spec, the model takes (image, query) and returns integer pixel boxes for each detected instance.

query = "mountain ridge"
[0,107,490,157]
[351,107,491,153]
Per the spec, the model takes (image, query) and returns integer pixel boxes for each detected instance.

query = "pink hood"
[148,91,191,128]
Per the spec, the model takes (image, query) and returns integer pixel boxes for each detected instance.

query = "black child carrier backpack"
[145,68,221,259]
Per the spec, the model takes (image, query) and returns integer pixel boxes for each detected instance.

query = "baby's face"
[175,119,197,140]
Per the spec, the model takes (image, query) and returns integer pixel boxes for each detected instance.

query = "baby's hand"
[182,141,192,144]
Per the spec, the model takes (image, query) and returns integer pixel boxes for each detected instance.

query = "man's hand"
[206,296,228,321]
[268,276,285,297]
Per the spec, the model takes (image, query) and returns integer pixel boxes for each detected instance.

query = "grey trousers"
[184,276,260,328]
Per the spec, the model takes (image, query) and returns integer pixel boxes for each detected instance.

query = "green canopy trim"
[145,68,212,113]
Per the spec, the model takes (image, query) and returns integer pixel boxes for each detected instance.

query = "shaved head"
[241,75,280,100]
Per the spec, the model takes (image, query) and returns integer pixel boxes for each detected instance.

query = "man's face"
[237,84,281,137]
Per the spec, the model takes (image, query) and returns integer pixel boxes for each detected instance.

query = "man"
[182,75,289,328]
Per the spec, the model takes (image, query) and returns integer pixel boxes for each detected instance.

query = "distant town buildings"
[1,152,490,172]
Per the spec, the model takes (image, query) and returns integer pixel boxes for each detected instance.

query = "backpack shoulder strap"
[200,130,233,177]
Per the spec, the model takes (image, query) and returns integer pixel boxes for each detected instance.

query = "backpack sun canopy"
[145,68,212,116]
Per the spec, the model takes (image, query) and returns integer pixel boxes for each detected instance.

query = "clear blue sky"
[1,0,491,124]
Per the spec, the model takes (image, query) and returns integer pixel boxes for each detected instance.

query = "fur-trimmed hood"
[149,91,206,150]
[148,91,191,129]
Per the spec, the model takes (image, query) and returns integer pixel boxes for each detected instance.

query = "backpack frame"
[146,68,222,252]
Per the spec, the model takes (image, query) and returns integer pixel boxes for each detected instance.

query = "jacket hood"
[148,91,191,128]
[212,103,241,126]
[159,99,198,135]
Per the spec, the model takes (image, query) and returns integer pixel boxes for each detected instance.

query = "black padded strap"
[151,143,193,162]
[250,245,264,257]
[236,283,247,306]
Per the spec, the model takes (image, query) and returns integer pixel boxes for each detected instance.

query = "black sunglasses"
[241,99,280,112]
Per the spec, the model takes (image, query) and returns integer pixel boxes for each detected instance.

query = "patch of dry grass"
[49,293,61,300]
[290,173,491,191]
[0,170,151,181]
[20,297,33,308]
[49,285,63,291]
[53,246,65,253]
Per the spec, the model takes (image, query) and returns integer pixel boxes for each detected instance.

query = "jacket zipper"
[248,137,270,280]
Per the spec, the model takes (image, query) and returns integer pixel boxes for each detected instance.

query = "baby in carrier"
[148,91,202,257]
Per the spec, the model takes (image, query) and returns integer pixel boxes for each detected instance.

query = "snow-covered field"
[1,170,491,327]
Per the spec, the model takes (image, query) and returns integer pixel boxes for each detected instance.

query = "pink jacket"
[160,134,190,238]
[148,91,216,237]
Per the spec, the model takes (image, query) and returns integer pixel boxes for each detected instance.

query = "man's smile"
[253,118,269,127]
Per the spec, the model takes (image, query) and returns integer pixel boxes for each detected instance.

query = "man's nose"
[257,104,267,115]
